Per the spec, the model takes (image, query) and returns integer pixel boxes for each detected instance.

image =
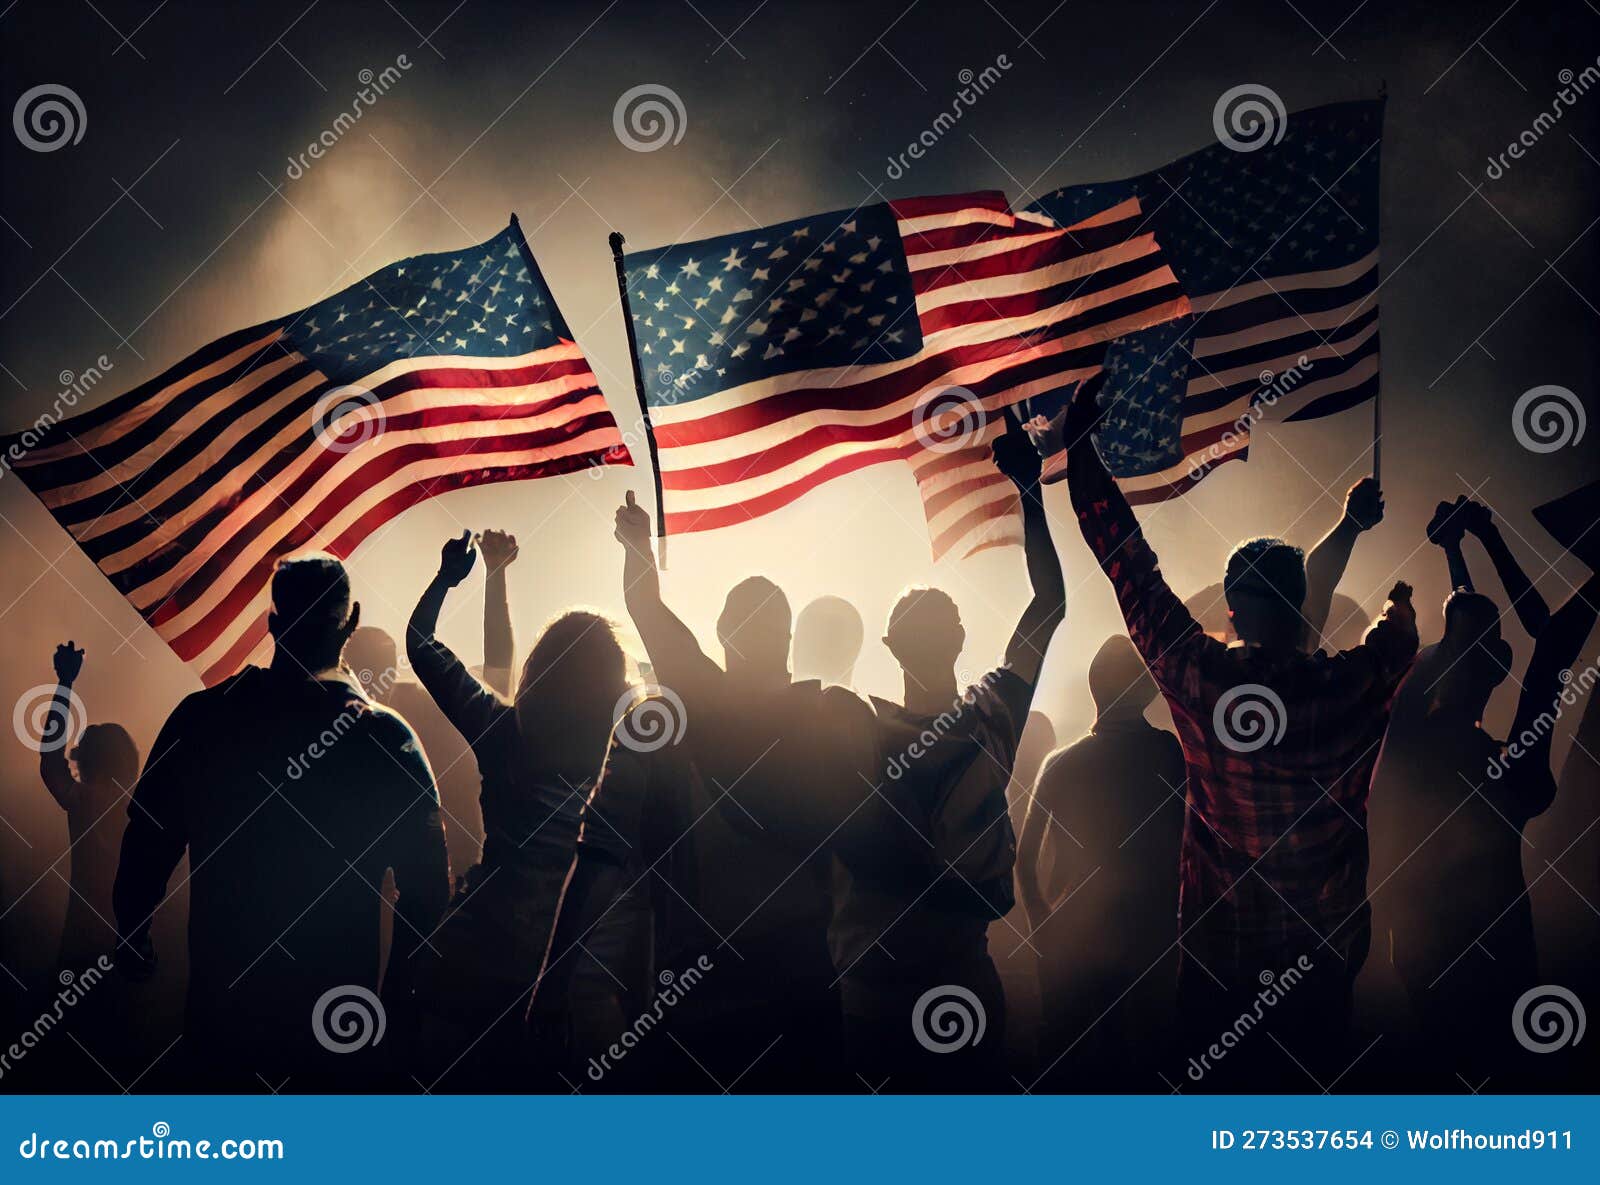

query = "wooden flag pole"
[1373,83,1386,486]
[608,231,667,569]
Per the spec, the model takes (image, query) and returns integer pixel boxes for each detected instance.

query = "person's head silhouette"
[884,586,964,696]
[71,722,139,790]
[269,553,360,675]
[718,576,791,682]
[793,595,864,686]
[1088,635,1157,722]
[1224,537,1307,651]
[516,609,628,781]
[345,625,400,703]
[1428,589,1512,721]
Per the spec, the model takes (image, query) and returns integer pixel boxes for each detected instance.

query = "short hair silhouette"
[717,576,791,672]
[269,553,354,671]
[1088,635,1157,716]
[1224,537,1306,646]
[71,722,139,787]
[883,586,964,682]
[793,595,864,684]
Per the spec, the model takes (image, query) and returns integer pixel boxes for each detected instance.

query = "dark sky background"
[1,0,1596,974]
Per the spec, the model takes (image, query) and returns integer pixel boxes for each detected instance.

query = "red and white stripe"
[14,336,627,686]
[649,193,1190,561]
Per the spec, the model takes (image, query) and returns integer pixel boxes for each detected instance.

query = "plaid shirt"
[1068,446,1416,982]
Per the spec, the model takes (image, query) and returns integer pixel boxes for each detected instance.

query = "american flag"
[622,192,1189,560]
[1026,99,1382,501]
[7,219,629,685]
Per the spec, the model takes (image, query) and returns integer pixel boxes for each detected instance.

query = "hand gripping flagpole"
[608,231,668,569]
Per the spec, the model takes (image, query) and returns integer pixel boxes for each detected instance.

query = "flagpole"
[1373,83,1386,487]
[608,231,667,569]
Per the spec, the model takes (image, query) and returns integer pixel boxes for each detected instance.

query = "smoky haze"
[0,0,1595,980]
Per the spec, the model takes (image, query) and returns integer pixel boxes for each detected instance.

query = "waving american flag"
[7,219,629,684]
[1027,99,1383,500]
[622,192,1189,560]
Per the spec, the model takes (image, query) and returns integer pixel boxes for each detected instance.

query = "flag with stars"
[1026,99,1382,501]
[622,192,1189,559]
[6,217,629,685]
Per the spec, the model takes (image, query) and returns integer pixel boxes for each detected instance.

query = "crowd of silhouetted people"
[7,375,1598,1094]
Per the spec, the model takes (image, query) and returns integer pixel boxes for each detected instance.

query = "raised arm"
[1461,500,1551,638]
[1302,478,1383,650]
[1500,572,1600,819]
[1050,376,1206,682]
[1427,496,1476,592]
[407,532,502,740]
[994,410,1065,688]
[39,641,85,811]
[479,529,519,698]
[614,492,721,693]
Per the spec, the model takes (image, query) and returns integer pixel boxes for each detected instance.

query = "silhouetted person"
[1372,497,1599,1085]
[793,595,865,687]
[37,642,138,975]
[345,626,483,879]
[829,419,1064,1090]
[1018,636,1184,1089]
[534,493,877,1091]
[407,531,644,1089]
[114,554,450,1088]
[1049,375,1417,1089]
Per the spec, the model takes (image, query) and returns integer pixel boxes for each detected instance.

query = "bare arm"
[1502,572,1600,819]
[995,411,1065,688]
[615,492,722,692]
[480,530,518,698]
[39,642,85,811]
[1424,496,1477,593]
[1302,478,1382,651]
[1463,501,1550,638]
